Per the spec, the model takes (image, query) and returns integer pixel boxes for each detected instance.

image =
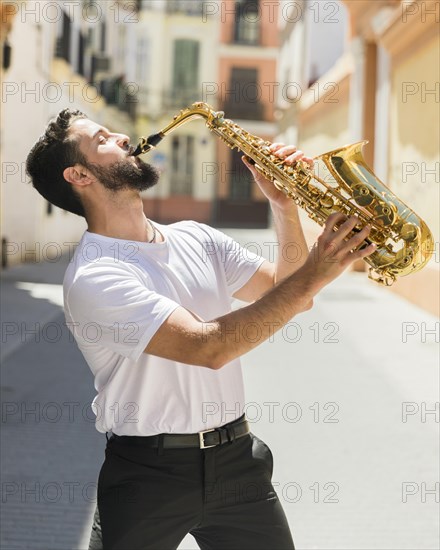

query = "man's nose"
[116,134,130,150]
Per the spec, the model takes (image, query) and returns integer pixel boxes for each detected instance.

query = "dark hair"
[26,108,89,217]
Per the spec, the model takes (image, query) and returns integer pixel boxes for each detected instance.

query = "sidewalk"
[1,229,438,550]
[1,254,102,549]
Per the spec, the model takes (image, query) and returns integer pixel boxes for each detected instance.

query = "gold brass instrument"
[132,102,434,286]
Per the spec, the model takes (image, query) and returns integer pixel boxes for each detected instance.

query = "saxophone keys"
[401,253,414,266]
[319,196,335,209]
[374,202,396,226]
[401,223,418,242]
[352,184,374,206]
[368,268,396,286]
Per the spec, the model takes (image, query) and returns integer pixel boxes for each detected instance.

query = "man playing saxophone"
[26,108,376,550]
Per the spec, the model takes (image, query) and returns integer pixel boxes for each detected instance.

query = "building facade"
[136,0,280,228]
[134,0,219,225]
[1,0,139,267]
[213,0,279,227]
[276,0,439,315]
[1,0,284,268]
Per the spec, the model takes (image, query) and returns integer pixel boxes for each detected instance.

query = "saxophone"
[132,102,433,286]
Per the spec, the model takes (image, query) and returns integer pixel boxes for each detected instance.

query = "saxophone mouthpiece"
[131,132,165,156]
[132,144,143,157]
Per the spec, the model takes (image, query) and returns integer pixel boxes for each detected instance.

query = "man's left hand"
[242,143,314,211]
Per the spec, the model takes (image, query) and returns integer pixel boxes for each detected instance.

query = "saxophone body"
[133,102,434,286]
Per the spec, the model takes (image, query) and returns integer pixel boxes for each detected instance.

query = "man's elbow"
[207,360,223,371]
[206,351,228,371]
[205,343,235,370]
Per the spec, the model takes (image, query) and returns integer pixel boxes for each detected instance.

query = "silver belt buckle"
[199,428,216,449]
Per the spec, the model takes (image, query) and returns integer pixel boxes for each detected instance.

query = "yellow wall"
[389,35,440,244]
[298,100,350,158]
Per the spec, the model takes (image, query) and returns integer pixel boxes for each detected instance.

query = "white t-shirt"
[63,220,265,435]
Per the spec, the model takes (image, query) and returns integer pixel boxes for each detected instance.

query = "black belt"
[110,414,249,450]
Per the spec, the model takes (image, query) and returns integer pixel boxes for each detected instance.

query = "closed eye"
[93,127,111,144]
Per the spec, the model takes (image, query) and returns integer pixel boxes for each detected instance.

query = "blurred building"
[1,0,139,268]
[135,0,219,224]
[277,0,439,315]
[213,0,279,227]
[136,0,279,228]
[1,0,283,269]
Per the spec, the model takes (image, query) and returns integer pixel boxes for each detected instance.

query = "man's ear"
[63,164,93,188]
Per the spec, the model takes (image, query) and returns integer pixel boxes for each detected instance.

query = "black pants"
[89,427,295,550]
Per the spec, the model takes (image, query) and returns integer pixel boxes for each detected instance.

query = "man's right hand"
[300,212,376,292]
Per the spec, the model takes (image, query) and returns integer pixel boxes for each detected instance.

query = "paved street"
[1,227,438,550]
[1,254,102,549]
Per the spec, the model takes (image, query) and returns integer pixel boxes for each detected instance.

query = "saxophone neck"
[132,102,223,156]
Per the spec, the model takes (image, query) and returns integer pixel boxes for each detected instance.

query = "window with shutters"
[234,0,260,45]
[171,39,199,106]
[223,67,264,120]
[77,32,85,76]
[136,36,149,87]
[100,21,106,53]
[170,136,194,195]
[55,11,72,63]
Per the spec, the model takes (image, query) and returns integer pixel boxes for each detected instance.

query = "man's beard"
[86,156,160,193]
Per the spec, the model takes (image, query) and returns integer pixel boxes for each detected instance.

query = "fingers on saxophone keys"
[284,151,303,165]
[303,156,314,168]
[269,143,285,153]
[274,145,297,157]
[269,144,314,167]
[285,150,314,168]
[342,225,377,261]
[323,212,350,237]
[356,241,377,260]
[323,215,360,247]
[340,224,372,255]
[339,215,362,235]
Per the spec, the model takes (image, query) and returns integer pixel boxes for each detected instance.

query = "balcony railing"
[90,53,111,84]
[163,89,201,109]
[97,76,138,120]
[137,88,201,113]
[233,20,260,45]
[165,0,207,16]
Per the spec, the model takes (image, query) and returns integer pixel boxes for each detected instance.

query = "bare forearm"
[272,204,308,284]
[204,264,318,369]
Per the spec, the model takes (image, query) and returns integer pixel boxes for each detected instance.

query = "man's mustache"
[126,144,137,157]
